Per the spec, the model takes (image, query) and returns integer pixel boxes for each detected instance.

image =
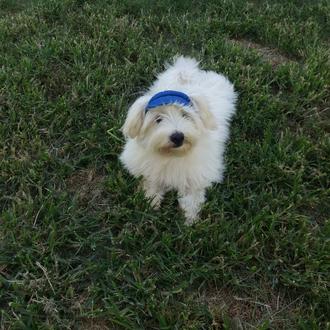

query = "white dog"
[120,56,237,225]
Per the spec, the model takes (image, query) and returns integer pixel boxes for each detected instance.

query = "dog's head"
[122,94,217,156]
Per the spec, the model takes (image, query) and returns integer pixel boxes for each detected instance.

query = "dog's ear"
[122,96,148,138]
[191,95,217,130]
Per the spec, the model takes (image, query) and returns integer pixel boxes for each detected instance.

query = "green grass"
[0,0,329,328]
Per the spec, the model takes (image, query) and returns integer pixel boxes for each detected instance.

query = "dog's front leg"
[178,189,205,225]
[143,180,164,209]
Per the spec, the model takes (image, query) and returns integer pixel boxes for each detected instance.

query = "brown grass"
[66,168,107,208]
[200,286,303,329]
[230,39,293,67]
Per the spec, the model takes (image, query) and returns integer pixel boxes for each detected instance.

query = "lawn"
[0,0,329,329]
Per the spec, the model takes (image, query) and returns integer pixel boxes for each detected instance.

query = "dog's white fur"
[120,56,236,224]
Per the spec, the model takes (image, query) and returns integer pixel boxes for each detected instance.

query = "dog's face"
[122,95,217,156]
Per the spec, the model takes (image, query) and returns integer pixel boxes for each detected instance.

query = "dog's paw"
[142,180,164,209]
[179,191,205,225]
[149,194,162,209]
[184,213,199,226]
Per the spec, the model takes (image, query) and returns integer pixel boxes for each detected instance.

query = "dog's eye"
[182,112,189,118]
[155,117,162,124]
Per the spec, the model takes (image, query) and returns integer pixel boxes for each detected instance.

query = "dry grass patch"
[230,39,294,67]
[200,287,303,329]
[66,168,107,208]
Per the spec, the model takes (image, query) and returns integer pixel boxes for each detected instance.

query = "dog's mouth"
[158,141,192,156]
[172,143,182,149]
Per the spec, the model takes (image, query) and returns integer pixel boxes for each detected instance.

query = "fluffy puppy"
[120,56,236,225]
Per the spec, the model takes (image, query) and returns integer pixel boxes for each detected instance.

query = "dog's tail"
[167,56,200,84]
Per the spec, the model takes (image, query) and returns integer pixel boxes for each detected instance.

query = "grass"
[0,0,329,328]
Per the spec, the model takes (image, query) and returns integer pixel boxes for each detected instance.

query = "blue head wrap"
[145,90,192,112]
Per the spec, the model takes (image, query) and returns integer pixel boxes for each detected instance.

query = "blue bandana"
[145,90,192,112]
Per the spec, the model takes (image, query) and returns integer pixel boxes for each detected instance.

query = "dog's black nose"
[170,132,184,147]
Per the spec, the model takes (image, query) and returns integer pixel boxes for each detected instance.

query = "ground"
[0,0,329,329]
